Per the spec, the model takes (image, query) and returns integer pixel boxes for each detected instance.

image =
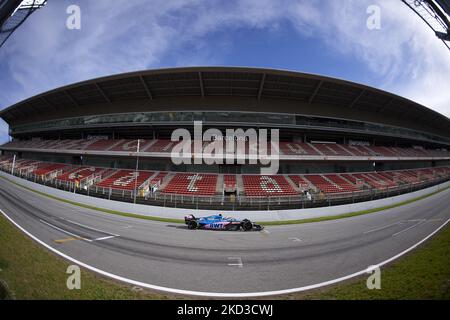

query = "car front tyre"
[242,219,253,231]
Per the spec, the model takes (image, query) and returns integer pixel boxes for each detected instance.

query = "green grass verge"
[0,173,448,227]
[293,223,450,300]
[0,214,173,300]
[1,213,449,299]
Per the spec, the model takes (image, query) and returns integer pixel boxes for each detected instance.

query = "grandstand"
[0,155,448,209]
[1,138,449,160]
[0,67,449,210]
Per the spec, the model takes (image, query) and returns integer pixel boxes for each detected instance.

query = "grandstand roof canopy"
[1,66,449,138]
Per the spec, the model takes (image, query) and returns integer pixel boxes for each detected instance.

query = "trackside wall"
[1,170,449,222]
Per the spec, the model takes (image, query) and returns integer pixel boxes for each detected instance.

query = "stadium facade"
[0,66,449,210]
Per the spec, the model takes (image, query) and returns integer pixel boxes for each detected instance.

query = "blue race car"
[184,214,263,231]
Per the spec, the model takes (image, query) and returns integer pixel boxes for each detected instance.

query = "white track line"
[392,220,426,237]
[61,218,120,237]
[92,236,116,241]
[227,257,243,268]
[2,208,449,297]
[39,219,92,242]
[363,221,402,234]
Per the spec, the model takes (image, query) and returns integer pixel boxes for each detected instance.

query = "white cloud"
[0,0,449,120]
[285,0,450,118]
[0,123,7,135]
[0,119,9,144]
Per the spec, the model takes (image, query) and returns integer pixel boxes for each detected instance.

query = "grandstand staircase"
[325,145,338,155]
[285,143,304,155]
[141,139,158,152]
[340,174,359,186]
[216,174,224,194]
[308,143,324,156]
[322,174,343,191]
[360,145,375,156]
[362,173,386,187]
[381,146,396,157]
[285,175,302,192]
[105,139,126,151]
[236,175,244,196]
[337,144,356,156]
[99,168,117,180]
[158,173,175,190]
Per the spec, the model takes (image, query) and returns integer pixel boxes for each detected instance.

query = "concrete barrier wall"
[1,170,449,222]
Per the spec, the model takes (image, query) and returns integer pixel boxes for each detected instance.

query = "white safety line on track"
[39,219,92,242]
[92,236,116,241]
[60,218,120,237]
[392,220,426,237]
[363,221,403,234]
[2,208,449,297]
[364,218,436,235]
[40,219,119,242]
[228,257,243,268]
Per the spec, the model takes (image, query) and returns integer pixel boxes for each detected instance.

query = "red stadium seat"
[109,139,155,152]
[223,175,236,189]
[84,139,121,151]
[279,142,321,156]
[32,163,68,176]
[143,139,178,153]
[95,170,154,190]
[242,175,298,196]
[56,166,104,182]
[310,143,352,157]
[161,173,218,195]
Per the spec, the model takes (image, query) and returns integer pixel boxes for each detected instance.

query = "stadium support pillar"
[133,139,141,204]
[11,154,16,175]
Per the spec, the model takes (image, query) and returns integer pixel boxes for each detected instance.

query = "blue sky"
[1,0,449,144]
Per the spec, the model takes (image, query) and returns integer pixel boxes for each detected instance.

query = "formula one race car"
[184,214,264,231]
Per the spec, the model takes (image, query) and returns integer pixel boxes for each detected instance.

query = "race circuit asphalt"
[0,177,449,296]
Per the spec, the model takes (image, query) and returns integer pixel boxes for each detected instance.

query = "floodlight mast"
[0,0,23,26]
[0,0,47,49]
[436,30,450,40]
[402,0,450,51]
